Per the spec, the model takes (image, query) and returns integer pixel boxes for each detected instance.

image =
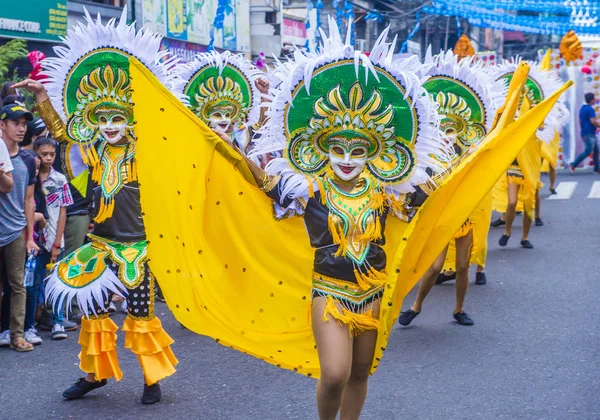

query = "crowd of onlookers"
[0,81,94,351]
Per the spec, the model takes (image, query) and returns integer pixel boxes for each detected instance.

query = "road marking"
[547,181,577,200]
[587,181,600,199]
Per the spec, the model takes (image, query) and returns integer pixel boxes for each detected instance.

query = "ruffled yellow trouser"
[78,315,178,385]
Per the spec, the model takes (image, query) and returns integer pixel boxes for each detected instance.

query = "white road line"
[586,181,600,199]
[547,181,577,200]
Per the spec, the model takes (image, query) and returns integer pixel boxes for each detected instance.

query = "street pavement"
[1,170,599,420]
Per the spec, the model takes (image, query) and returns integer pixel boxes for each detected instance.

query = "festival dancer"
[14,9,178,404]
[492,57,565,248]
[398,50,505,327]
[122,20,568,420]
[170,50,268,155]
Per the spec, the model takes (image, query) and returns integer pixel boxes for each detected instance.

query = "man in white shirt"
[0,135,13,192]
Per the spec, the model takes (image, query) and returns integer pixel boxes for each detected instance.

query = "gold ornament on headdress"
[67,65,134,145]
[194,75,246,125]
[435,91,485,148]
[303,82,394,158]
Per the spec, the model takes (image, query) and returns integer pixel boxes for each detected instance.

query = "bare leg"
[522,214,532,241]
[454,232,473,314]
[503,182,520,237]
[549,166,557,190]
[312,297,353,420]
[535,189,541,219]
[476,265,484,273]
[339,301,380,420]
[411,246,449,313]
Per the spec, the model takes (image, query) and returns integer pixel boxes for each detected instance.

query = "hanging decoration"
[423,1,600,36]
[559,30,583,63]
[453,34,475,60]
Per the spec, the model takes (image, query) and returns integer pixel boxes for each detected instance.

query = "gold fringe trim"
[78,316,123,381]
[358,215,382,242]
[507,175,525,186]
[80,144,99,168]
[306,175,315,198]
[453,219,474,239]
[122,316,178,385]
[322,295,379,336]
[94,198,115,223]
[328,214,348,258]
[353,267,387,291]
[315,177,326,205]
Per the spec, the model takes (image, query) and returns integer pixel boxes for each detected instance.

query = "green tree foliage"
[0,39,28,81]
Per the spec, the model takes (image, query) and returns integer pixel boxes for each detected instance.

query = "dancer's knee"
[348,362,371,383]
[320,365,351,394]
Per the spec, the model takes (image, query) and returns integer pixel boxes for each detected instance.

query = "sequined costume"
[124,21,570,379]
[40,9,178,385]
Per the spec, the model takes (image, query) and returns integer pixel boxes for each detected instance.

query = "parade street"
[1,170,598,420]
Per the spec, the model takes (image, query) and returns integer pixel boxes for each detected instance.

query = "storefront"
[141,0,251,61]
[0,0,67,78]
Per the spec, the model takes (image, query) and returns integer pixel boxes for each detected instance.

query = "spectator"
[33,137,73,339]
[20,118,48,150]
[569,93,600,173]
[0,104,38,352]
[0,132,14,193]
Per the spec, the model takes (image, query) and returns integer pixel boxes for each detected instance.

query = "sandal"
[11,337,34,352]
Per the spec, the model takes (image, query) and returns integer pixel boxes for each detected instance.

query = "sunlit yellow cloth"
[78,316,123,381]
[443,192,492,271]
[491,98,543,220]
[380,77,573,368]
[122,317,178,385]
[541,132,561,172]
[130,58,570,378]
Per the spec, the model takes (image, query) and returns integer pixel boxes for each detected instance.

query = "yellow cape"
[491,98,543,220]
[130,58,571,378]
[442,192,492,271]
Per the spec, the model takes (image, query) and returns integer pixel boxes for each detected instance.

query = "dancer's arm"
[13,79,70,144]
[213,130,279,193]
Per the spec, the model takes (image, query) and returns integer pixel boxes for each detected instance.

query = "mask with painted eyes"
[97,110,129,144]
[327,136,369,182]
[208,103,235,134]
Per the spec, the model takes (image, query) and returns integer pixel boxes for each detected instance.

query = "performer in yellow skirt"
[492,56,566,248]
[15,8,178,404]
[398,50,505,327]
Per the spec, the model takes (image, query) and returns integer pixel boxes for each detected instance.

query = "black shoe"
[436,272,456,284]
[142,382,162,405]
[549,188,557,195]
[520,240,534,249]
[499,234,510,246]
[398,309,420,326]
[475,272,487,285]
[535,217,544,226]
[63,377,107,400]
[490,218,505,227]
[454,312,474,326]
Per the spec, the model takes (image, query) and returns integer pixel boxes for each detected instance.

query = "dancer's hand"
[13,79,49,102]
[255,77,269,95]
[214,130,233,147]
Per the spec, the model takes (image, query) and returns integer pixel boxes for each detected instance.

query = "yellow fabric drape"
[491,97,543,220]
[78,316,123,381]
[443,192,492,271]
[377,76,572,367]
[541,132,561,172]
[129,58,571,378]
